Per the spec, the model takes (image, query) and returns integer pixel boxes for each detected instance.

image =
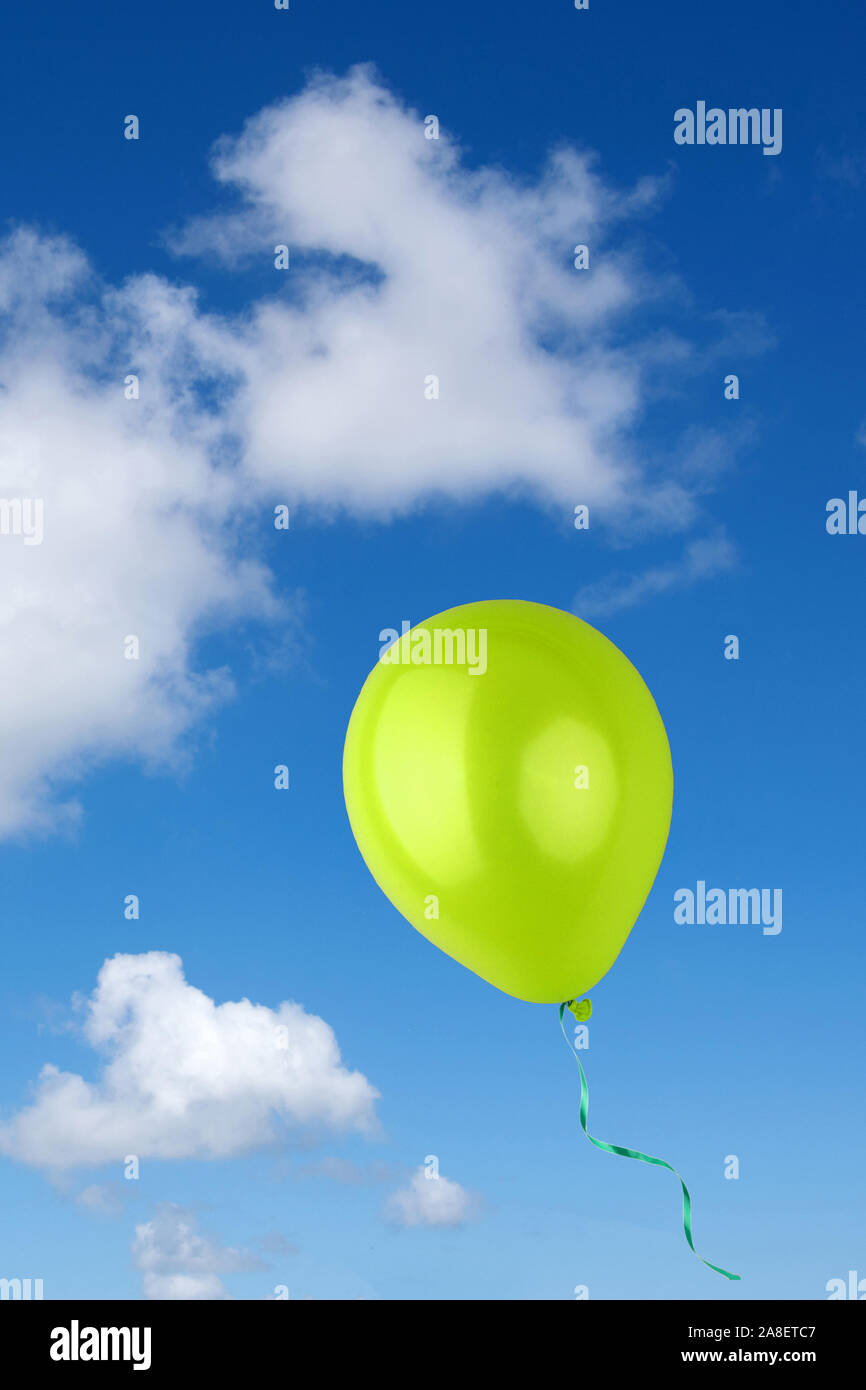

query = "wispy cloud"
[74,1182,125,1217]
[818,147,866,188]
[295,1155,397,1185]
[132,1204,264,1301]
[574,532,737,618]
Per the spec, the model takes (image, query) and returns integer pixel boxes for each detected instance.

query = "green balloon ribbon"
[558,1003,741,1281]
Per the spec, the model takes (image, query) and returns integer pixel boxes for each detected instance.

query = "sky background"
[0,0,864,1300]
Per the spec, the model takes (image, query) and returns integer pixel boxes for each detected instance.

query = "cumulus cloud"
[0,228,279,839]
[168,65,678,516]
[0,66,757,838]
[384,1166,476,1229]
[132,1204,263,1300]
[0,952,379,1169]
[573,531,737,618]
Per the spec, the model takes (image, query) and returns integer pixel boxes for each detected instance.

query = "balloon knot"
[566,998,592,1021]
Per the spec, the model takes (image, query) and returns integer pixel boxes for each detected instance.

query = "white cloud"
[169,65,675,517]
[132,1204,263,1300]
[0,229,279,839]
[573,531,737,618]
[384,1166,476,1228]
[0,67,757,838]
[0,952,379,1169]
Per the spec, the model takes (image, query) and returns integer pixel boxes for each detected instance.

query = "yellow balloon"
[343,599,673,1003]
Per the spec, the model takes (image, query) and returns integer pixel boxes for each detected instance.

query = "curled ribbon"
[559,1002,740,1281]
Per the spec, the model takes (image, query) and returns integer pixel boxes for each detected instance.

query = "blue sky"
[0,0,864,1300]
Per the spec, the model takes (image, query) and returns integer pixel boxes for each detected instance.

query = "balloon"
[343,599,673,1003]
